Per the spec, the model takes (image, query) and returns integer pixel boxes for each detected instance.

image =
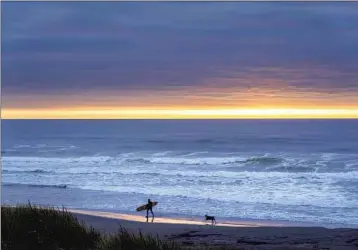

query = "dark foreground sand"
[71,209,358,250]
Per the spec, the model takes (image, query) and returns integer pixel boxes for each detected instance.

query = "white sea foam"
[2,152,358,228]
[2,152,358,173]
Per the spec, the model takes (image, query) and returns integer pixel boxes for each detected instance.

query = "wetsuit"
[146,200,154,222]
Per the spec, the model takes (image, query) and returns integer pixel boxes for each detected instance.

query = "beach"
[70,209,358,249]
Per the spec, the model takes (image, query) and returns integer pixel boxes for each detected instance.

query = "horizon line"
[2,107,358,119]
[3,118,358,120]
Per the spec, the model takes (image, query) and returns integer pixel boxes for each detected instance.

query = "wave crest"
[3,169,51,174]
[133,155,283,166]
[244,156,283,165]
[2,183,67,189]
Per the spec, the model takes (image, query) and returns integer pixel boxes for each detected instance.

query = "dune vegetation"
[1,204,233,250]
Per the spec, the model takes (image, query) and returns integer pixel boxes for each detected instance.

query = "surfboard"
[136,201,158,212]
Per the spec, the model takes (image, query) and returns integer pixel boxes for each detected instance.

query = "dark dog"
[205,214,216,225]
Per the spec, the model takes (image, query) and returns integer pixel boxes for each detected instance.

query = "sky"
[2,2,358,119]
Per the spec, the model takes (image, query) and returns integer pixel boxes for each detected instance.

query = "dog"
[204,214,216,225]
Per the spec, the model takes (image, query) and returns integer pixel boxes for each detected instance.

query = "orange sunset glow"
[3,83,358,118]
[4,107,358,119]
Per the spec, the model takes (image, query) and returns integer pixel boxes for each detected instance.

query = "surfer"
[146,199,155,223]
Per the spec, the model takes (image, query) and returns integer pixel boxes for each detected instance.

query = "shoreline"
[57,207,358,229]
[69,209,293,228]
[4,202,355,229]
[70,209,358,249]
[3,205,358,249]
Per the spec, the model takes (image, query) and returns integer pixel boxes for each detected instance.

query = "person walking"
[146,199,154,223]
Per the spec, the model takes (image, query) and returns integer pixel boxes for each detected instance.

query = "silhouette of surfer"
[146,199,154,223]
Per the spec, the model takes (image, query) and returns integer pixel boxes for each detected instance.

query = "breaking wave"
[2,152,357,175]
[127,155,283,166]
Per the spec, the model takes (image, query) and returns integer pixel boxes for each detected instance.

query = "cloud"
[2,2,358,108]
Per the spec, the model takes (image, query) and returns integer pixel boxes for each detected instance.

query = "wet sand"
[71,209,358,249]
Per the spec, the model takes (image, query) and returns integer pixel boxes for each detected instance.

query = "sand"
[70,209,358,250]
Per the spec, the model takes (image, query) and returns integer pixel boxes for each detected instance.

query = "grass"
[101,229,180,250]
[1,204,236,250]
[2,203,101,250]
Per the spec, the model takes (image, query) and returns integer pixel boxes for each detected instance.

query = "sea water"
[2,119,358,228]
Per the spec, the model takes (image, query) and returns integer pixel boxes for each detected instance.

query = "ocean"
[2,119,358,228]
